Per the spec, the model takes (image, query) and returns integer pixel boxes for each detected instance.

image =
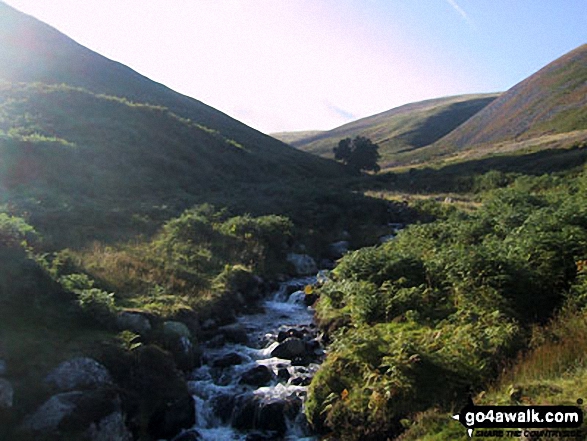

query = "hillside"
[282,94,498,165]
[0,3,388,248]
[434,44,587,152]
[0,1,326,160]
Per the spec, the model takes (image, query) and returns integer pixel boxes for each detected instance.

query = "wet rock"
[277,328,304,343]
[116,311,152,335]
[0,378,14,408]
[171,429,202,441]
[271,337,307,360]
[218,323,249,345]
[20,389,131,440]
[232,393,302,435]
[85,410,133,441]
[148,394,195,440]
[212,352,243,368]
[290,376,312,386]
[239,365,273,387]
[210,393,235,423]
[277,367,290,382]
[206,334,226,348]
[45,357,112,392]
[286,253,317,276]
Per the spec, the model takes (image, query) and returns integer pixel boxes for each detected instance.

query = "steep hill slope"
[0,3,384,247]
[434,44,587,151]
[0,1,327,160]
[281,94,498,164]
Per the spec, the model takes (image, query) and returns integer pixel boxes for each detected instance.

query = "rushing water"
[186,276,323,441]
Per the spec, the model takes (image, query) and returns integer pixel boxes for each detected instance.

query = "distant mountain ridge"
[277,94,498,164]
[433,44,587,151]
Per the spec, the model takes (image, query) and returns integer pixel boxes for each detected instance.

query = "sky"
[2,0,586,134]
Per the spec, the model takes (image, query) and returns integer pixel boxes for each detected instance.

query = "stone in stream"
[239,365,273,387]
[218,323,249,345]
[232,393,302,436]
[211,352,243,368]
[270,337,307,360]
[277,367,290,382]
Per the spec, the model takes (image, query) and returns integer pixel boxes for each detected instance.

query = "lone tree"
[333,136,380,173]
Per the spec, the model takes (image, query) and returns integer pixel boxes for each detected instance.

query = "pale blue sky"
[3,0,586,133]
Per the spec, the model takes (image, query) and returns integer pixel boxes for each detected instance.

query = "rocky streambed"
[183,276,325,441]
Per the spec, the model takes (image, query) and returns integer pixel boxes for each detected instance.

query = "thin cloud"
[445,0,472,24]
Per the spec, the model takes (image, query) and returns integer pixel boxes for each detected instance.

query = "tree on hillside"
[333,136,380,173]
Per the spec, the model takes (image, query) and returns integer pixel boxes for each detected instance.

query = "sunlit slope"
[285,94,497,163]
[435,44,587,152]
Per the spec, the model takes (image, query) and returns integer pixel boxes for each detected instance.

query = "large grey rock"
[218,323,249,345]
[239,365,273,387]
[286,253,317,276]
[0,378,14,408]
[45,357,112,391]
[85,411,133,441]
[116,311,152,335]
[21,391,83,432]
[163,321,192,340]
[271,337,307,360]
[21,389,131,440]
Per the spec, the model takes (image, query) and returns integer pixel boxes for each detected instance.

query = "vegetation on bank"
[307,167,587,440]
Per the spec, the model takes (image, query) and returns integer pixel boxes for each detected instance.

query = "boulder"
[212,352,243,368]
[20,389,131,440]
[163,321,201,371]
[148,395,196,440]
[0,378,13,408]
[45,357,112,392]
[277,368,290,382]
[85,410,133,441]
[116,311,152,335]
[210,393,235,423]
[163,321,192,340]
[286,253,317,276]
[271,338,307,360]
[218,323,249,345]
[232,393,302,435]
[239,365,273,387]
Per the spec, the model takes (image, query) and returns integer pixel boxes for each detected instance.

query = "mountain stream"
[186,276,324,440]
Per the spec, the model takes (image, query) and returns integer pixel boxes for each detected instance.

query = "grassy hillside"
[285,94,497,165]
[0,82,394,249]
[271,130,324,145]
[0,1,305,152]
[434,44,587,152]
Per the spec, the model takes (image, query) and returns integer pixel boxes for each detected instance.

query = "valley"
[0,2,586,440]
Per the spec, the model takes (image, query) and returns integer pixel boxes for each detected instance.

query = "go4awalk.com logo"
[451,398,584,438]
